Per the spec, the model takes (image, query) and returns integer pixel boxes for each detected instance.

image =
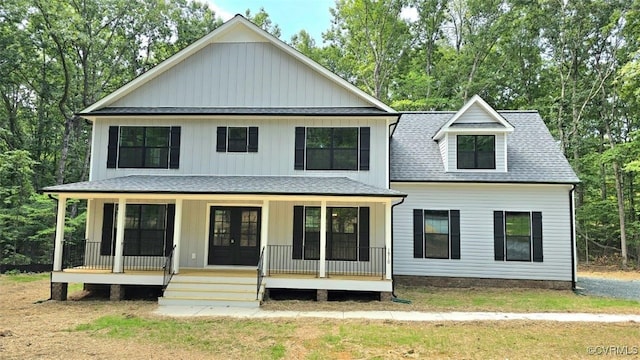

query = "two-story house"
[43,15,578,307]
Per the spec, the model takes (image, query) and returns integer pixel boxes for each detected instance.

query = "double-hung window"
[107,126,181,169]
[457,135,495,169]
[293,206,370,261]
[294,127,370,170]
[413,209,460,259]
[494,211,543,262]
[216,126,259,152]
[100,203,175,257]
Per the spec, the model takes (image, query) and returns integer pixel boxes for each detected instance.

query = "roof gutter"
[390,196,405,298]
[570,184,577,289]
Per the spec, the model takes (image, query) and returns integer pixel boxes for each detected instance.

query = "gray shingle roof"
[391,111,579,183]
[80,107,393,117]
[42,175,406,197]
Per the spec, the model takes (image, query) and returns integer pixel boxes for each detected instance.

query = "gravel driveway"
[576,276,640,301]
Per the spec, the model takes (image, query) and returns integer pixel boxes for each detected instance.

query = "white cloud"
[204,1,234,21]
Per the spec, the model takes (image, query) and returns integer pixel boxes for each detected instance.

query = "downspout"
[569,184,577,289]
[47,194,59,301]
[390,197,405,298]
[388,114,402,297]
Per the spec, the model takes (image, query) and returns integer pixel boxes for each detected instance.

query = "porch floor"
[268,273,385,281]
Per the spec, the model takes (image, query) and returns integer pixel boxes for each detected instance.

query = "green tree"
[324,0,411,101]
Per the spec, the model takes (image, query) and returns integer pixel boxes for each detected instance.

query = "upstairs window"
[216,126,258,153]
[294,127,370,171]
[457,135,495,169]
[107,126,180,169]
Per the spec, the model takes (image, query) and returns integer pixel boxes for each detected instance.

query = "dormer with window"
[432,95,514,172]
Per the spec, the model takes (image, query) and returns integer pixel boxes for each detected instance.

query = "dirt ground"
[0,279,200,360]
[1,269,639,359]
[578,265,640,280]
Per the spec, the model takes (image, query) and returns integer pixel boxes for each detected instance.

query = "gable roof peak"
[81,14,394,115]
[432,95,514,140]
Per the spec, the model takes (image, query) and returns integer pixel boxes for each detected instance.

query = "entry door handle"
[230,238,235,244]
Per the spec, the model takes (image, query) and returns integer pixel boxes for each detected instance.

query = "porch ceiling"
[42,175,406,199]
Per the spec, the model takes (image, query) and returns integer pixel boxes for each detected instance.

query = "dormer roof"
[432,95,514,140]
[391,111,579,184]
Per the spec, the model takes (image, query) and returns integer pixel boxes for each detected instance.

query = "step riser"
[171,276,257,284]
[164,290,257,300]
[158,297,260,308]
[168,283,257,292]
[161,274,264,308]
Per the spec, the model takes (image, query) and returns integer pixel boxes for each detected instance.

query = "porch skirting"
[394,275,572,290]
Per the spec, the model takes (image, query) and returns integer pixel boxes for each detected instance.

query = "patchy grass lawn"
[262,285,640,314]
[1,274,639,359]
[71,313,640,359]
[1,272,49,283]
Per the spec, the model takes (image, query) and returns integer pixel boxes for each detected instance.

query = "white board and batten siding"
[111,42,370,108]
[391,182,574,282]
[91,117,390,188]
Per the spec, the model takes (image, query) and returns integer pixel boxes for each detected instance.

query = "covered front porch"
[44,175,405,302]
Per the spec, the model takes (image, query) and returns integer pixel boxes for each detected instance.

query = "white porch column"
[260,200,270,275]
[172,199,183,274]
[113,198,126,273]
[385,200,392,280]
[52,196,67,271]
[319,201,327,278]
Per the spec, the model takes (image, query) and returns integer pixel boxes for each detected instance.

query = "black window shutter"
[450,210,461,259]
[216,127,227,152]
[494,211,505,261]
[248,127,259,152]
[292,206,304,259]
[294,127,305,170]
[413,209,424,258]
[165,204,176,256]
[100,203,115,256]
[359,127,370,170]
[532,211,543,262]
[169,127,181,169]
[107,126,119,168]
[359,207,370,261]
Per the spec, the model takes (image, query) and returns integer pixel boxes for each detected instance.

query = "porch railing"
[267,245,386,278]
[256,247,265,300]
[62,239,167,272]
[268,245,318,275]
[62,239,113,270]
[163,245,176,290]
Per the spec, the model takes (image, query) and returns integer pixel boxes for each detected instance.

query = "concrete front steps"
[159,273,265,308]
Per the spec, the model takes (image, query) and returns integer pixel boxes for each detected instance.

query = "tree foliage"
[1,0,639,268]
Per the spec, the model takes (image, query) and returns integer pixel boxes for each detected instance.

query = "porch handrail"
[62,239,113,271]
[267,244,385,278]
[162,245,176,291]
[256,247,266,300]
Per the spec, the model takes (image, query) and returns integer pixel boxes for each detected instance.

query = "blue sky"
[206,0,335,42]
